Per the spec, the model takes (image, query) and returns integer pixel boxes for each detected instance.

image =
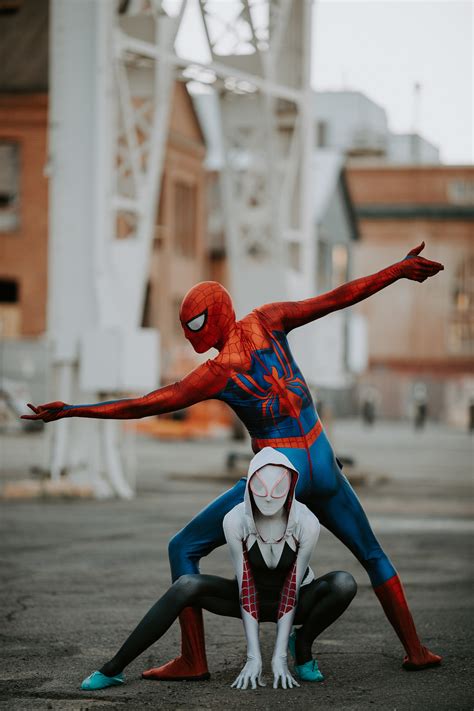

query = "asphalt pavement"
[1,420,473,710]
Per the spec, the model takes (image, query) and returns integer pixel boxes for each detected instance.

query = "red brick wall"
[347,165,474,422]
[0,94,48,336]
[348,165,474,205]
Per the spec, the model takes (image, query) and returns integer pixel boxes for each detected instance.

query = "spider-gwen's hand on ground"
[401,242,444,282]
[21,401,69,423]
[271,655,300,689]
[231,657,265,690]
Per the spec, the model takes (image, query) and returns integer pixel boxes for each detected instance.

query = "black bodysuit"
[247,542,309,622]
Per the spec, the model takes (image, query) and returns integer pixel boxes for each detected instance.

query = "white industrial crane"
[48,0,314,497]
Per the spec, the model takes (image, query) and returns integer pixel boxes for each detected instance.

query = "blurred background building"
[0,0,473,493]
[348,165,474,427]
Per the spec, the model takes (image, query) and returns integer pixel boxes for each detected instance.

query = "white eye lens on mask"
[186,311,207,332]
[271,472,290,498]
[250,473,267,497]
[250,468,290,499]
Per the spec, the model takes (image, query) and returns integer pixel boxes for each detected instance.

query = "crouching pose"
[223,447,356,689]
[81,448,356,691]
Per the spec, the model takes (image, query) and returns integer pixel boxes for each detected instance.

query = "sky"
[312,1,473,164]
[168,0,473,165]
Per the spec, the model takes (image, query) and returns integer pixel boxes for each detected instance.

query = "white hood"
[243,447,300,541]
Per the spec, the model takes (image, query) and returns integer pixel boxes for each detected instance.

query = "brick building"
[0,0,210,377]
[0,86,209,349]
[0,95,49,338]
[0,0,49,339]
[347,165,474,425]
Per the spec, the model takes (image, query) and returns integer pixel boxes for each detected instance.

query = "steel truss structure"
[49,0,313,497]
[114,0,314,315]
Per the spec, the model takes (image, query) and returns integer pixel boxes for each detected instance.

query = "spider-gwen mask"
[249,464,290,516]
[180,281,236,353]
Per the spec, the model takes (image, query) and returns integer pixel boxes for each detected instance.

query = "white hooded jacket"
[223,447,320,667]
[237,447,318,584]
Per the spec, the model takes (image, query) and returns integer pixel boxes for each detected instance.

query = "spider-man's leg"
[307,453,441,670]
[143,478,246,681]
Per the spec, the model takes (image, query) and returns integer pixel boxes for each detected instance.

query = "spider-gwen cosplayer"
[222,447,356,689]
[23,242,444,678]
[81,448,356,691]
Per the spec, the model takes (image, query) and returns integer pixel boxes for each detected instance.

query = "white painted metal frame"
[197,0,314,315]
[48,0,314,497]
[114,0,314,318]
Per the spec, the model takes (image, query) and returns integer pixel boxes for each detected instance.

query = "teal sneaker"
[295,659,324,682]
[81,670,125,690]
[288,631,324,682]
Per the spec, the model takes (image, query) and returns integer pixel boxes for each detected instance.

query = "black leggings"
[100,570,356,675]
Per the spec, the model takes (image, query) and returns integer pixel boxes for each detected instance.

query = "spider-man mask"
[180,281,236,353]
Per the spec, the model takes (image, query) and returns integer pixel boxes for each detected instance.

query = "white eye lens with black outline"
[186,311,207,332]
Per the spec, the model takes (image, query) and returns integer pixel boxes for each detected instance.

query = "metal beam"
[116,30,303,103]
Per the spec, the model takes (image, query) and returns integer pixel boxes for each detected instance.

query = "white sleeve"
[223,508,261,662]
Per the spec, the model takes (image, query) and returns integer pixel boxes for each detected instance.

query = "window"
[0,278,20,337]
[0,279,18,302]
[449,257,474,355]
[0,141,20,231]
[174,181,197,258]
[447,180,474,205]
[0,1,23,16]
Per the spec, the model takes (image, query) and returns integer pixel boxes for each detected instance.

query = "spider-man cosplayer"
[23,242,444,679]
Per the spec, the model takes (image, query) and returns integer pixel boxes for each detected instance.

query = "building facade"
[314,90,440,164]
[347,165,474,425]
[0,80,208,385]
[0,94,49,338]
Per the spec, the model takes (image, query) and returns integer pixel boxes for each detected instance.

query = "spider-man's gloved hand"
[400,242,444,282]
[21,401,69,423]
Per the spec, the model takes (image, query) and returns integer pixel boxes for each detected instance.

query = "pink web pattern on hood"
[241,543,259,620]
[277,554,298,619]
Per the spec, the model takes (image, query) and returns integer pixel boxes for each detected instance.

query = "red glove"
[21,401,69,423]
[401,242,444,282]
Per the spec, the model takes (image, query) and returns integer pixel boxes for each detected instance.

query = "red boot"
[142,607,210,681]
[374,574,442,670]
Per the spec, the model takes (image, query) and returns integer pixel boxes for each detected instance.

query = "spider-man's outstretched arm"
[21,360,229,423]
[258,242,444,333]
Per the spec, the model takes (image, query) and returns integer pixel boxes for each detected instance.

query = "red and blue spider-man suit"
[24,242,443,679]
